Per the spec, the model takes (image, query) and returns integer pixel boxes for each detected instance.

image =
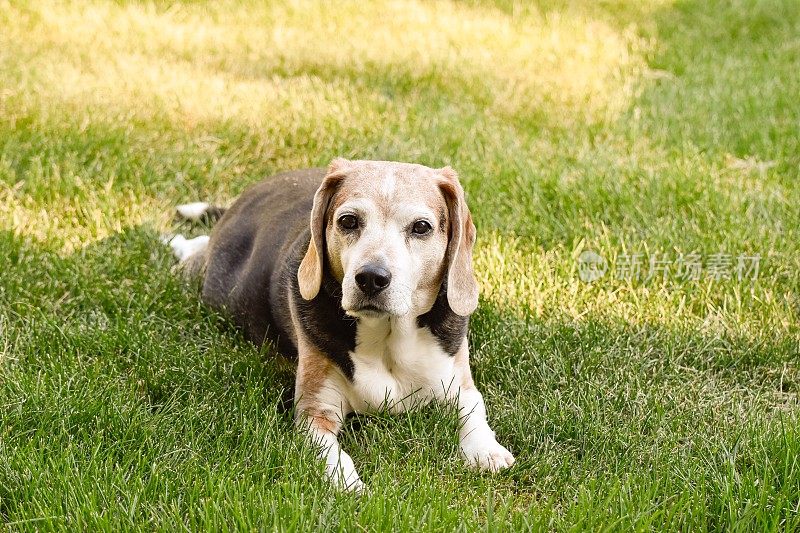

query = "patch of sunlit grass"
[474,232,798,338]
[0,0,657,251]
[7,1,652,121]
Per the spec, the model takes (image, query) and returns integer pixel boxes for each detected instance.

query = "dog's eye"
[411,220,432,235]
[338,214,359,230]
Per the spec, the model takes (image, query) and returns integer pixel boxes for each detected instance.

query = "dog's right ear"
[298,158,350,300]
[438,166,479,316]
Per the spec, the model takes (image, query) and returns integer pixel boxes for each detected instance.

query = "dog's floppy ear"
[298,158,349,300]
[438,166,479,316]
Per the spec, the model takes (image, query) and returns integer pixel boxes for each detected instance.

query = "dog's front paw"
[460,433,515,472]
[325,449,365,493]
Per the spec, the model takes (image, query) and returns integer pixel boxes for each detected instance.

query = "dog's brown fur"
[170,159,514,491]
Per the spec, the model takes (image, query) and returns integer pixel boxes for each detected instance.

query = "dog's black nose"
[355,264,392,297]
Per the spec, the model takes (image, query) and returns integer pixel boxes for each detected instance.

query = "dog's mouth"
[346,303,391,318]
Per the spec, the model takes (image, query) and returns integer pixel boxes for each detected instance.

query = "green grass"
[1,0,799,530]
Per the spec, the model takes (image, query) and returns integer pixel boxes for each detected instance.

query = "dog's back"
[171,168,325,351]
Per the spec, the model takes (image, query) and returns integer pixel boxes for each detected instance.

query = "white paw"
[164,234,209,261]
[460,433,516,472]
[325,449,365,493]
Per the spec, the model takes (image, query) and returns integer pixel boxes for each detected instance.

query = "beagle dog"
[168,159,515,491]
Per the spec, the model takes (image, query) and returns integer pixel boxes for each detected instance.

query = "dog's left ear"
[438,166,479,316]
[298,158,349,300]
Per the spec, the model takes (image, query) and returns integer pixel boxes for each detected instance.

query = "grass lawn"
[1,0,799,529]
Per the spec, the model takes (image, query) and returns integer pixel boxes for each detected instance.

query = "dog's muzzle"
[354,263,392,298]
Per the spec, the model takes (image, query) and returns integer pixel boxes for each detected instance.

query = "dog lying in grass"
[166,159,514,491]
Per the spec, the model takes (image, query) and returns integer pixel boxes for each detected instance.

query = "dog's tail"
[175,202,227,224]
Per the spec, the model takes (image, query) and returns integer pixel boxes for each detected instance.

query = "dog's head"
[298,159,478,318]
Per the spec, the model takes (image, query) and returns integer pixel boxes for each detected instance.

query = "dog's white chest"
[347,317,454,413]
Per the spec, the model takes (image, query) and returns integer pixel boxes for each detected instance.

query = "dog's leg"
[163,200,223,277]
[161,234,210,278]
[449,343,515,472]
[294,339,362,492]
[297,407,363,492]
[164,234,210,262]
